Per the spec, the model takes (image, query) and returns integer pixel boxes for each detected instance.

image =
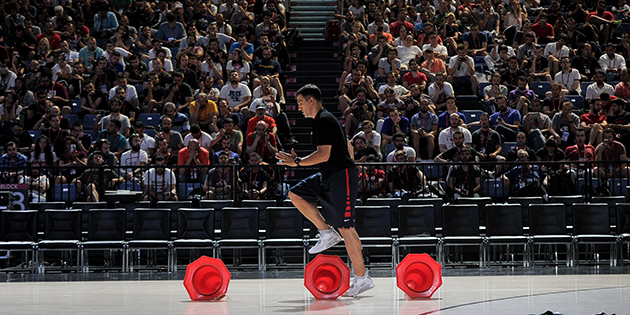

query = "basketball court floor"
[1,266,628,314]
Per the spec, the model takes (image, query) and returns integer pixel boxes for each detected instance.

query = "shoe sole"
[343,282,375,297]
[308,229,342,254]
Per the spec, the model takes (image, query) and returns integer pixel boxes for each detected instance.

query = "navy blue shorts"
[290,167,358,228]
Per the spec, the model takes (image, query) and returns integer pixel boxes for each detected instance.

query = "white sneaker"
[343,274,375,297]
[308,228,342,254]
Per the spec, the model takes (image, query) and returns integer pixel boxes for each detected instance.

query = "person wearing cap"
[246,102,277,135]
[73,150,124,202]
[143,155,178,202]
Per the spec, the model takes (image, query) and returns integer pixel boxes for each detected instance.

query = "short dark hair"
[296,84,322,103]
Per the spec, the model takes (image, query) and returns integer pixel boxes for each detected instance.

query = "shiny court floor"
[1,269,629,315]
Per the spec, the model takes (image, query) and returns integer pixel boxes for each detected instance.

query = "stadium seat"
[478,82,491,96]
[28,130,42,140]
[580,82,593,97]
[501,142,517,156]
[461,110,483,124]
[53,184,78,202]
[138,113,161,127]
[70,99,81,114]
[65,114,80,126]
[455,95,479,110]
[530,82,550,98]
[563,95,585,109]
[84,114,98,130]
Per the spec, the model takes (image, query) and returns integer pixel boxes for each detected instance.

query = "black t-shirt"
[447,164,481,195]
[500,69,526,88]
[354,146,378,161]
[312,109,355,178]
[168,82,193,106]
[525,57,549,73]
[608,111,630,135]
[2,130,35,149]
[536,147,566,170]
[441,146,479,162]
[80,89,108,112]
[44,127,69,157]
[240,168,270,191]
[571,55,599,78]
[471,129,502,154]
[387,165,423,191]
[543,96,563,113]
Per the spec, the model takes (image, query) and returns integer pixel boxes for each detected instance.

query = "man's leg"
[338,227,366,277]
[288,191,327,231]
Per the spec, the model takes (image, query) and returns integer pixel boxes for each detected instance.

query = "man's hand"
[276,149,298,166]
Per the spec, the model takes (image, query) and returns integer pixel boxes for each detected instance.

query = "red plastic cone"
[396,253,442,299]
[304,254,350,299]
[183,256,232,301]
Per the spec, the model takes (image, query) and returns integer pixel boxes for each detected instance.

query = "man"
[204,151,234,200]
[377,72,410,101]
[157,116,185,153]
[516,32,536,62]
[95,98,131,137]
[240,152,270,200]
[446,147,482,200]
[178,139,210,183]
[421,48,446,82]
[36,70,69,108]
[184,124,214,152]
[36,21,62,50]
[78,37,105,72]
[251,47,284,101]
[246,119,279,163]
[96,119,128,158]
[447,44,479,95]
[220,70,252,113]
[275,84,374,297]
[339,68,379,114]
[351,135,378,162]
[211,118,243,156]
[402,59,427,89]
[381,108,409,148]
[463,24,488,56]
[389,7,413,37]
[397,35,422,69]
[213,136,240,165]
[501,149,548,198]
[386,149,426,197]
[471,113,505,173]
[483,72,509,114]
[73,151,124,202]
[531,13,555,45]
[565,127,596,176]
[357,155,386,199]
[490,95,521,142]
[551,101,580,149]
[438,113,472,153]
[228,33,254,62]
[427,73,454,110]
[0,142,28,183]
[2,120,34,154]
[42,114,69,157]
[187,93,218,133]
[506,131,538,164]
[19,160,49,203]
[132,121,157,156]
[527,44,552,83]
[607,99,630,149]
[163,102,190,133]
[507,77,535,117]
[543,34,570,75]
[522,99,557,152]
[501,56,526,92]
[572,43,600,81]
[580,98,608,147]
[599,44,626,82]
[586,70,615,103]
[143,155,178,202]
[543,82,565,118]
[246,104,278,135]
[93,4,119,39]
[435,129,479,163]
[166,72,194,110]
[410,98,438,159]
[108,75,139,110]
[593,128,629,181]
[587,0,619,45]
[343,87,375,137]
[120,133,149,184]
[377,47,402,81]
[156,13,186,47]
[554,56,582,96]
[385,132,417,162]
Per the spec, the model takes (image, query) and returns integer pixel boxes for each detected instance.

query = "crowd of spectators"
[337,0,630,200]
[0,0,300,203]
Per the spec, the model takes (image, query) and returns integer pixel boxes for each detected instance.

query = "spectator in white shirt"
[600,43,627,81]
[120,133,148,183]
[543,34,570,75]
[586,69,616,103]
[396,34,422,69]
[553,56,582,95]
[438,112,472,152]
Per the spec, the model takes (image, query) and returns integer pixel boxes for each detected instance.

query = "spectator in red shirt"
[246,105,277,135]
[565,127,595,174]
[531,13,555,45]
[588,0,621,44]
[178,139,210,183]
[389,8,414,37]
[36,21,62,51]
[402,59,427,88]
[246,120,279,163]
[580,98,608,147]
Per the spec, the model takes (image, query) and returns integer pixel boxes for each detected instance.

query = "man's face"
[607,46,615,56]
[255,123,266,133]
[449,114,459,127]
[362,123,372,133]
[446,98,456,110]
[517,79,527,90]
[351,70,362,83]
[386,91,397,103]
[595,72,605,84]
[530,101,542,112]
[410,85,421,97]
[156,160,166,173]
[604,132,614,143]
[354,138,366,150]
[497,98,508,111]
[108,121,118,134]
[394,137,405,149]
[12,124,22,135]
[389,110,399,121]
[60,41,69,52]
[460,150,471,162]
[50,116,60,128]
[111,101,121,112]
[221,139,231,150]
[575,131,586,144]
[229,71,240,83]
[93,154,104,165]
[561,59,570,70]
[435,75,443,85]
[562,102,572,113]
[44,22,53,34]
[454,133,465,147]
[480,115,490,128]
[387,50,397,60]
[88,39,96,50]
[97,59,107,69]
[583,44,592,56]
[509,58,518,70]
[158,140,168,151]
[592,101,602,113]
[262,49,272,60]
